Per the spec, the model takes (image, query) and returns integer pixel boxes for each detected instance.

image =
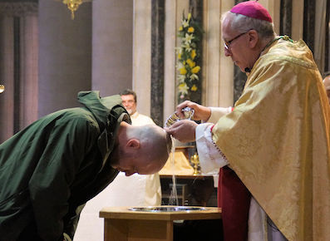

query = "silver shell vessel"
[165,107,194,127]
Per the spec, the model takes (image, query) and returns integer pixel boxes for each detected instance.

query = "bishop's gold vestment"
[212,38,330,241]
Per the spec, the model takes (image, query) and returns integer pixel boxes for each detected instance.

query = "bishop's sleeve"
[196,123,228,175]
[207,107,232,124]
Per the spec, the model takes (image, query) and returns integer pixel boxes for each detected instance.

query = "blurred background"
[0,0,329,143]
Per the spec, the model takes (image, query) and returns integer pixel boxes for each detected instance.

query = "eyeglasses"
[223,31,250,50]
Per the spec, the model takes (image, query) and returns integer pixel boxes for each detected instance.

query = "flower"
[182,19,189,28]
[183,33,194,44]
[178,82,189,95]
[177,74,186,82]
[191,66,200,74]
[179,67,187,75]
[191,84,198,91]
[190,73,199,80]
[191,49,196,60]
[188,27,195,33]
[186,59,196,68]
[176,12,203,103]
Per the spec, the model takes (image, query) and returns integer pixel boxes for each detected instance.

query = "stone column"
[38,0,92,117]
[303,0,316,52]
[0,15,14,142]
[92,0,133,97]
[150,0,165,126]
[203,0,235,107]
[20,13,39,128]
[133,0,152,117]
[0,2,38,142]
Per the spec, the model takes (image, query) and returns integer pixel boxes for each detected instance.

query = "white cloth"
[130,111,155,126]
[197,106,232,175]
[196,123,228,175]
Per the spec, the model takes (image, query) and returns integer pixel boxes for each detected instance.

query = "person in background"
[120,88,162,206]
[120,89,155,125]
[323,72,330,105]
[166,1,330,241]
[0,91,171,241]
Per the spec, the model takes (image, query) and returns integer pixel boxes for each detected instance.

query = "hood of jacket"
[77,91,130,129]
[77,91,131,169]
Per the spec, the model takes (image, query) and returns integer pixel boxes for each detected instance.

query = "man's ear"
[248,29,258,48]
[126,139,140,149]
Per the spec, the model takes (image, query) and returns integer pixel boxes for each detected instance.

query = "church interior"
[0,0,329,240]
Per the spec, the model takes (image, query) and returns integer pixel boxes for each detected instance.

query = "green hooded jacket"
[0,91,130,241]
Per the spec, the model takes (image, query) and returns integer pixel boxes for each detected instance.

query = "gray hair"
[222,12,275,40]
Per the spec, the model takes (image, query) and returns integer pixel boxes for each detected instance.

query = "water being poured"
[168,136,179,205]
[164,107,194,206]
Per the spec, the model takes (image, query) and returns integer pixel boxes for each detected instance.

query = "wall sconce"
[0,85,4,94]
[62,0,91,20]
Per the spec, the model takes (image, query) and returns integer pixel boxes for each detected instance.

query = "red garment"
[230,1,272,22]
[218,166,251,241]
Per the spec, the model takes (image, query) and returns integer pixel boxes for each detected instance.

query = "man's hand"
[176,101,211,122]
[165,120,198,143]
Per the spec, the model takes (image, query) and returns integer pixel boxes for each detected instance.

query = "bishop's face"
[221,14,260,73]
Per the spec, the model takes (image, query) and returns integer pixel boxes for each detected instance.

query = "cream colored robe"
[212,38,330,241]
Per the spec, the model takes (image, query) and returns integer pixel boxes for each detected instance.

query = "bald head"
[111,122,172,176]
[324,75,330,105]
[132,124,172,169]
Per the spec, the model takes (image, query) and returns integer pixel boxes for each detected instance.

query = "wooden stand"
[99,206,221,241]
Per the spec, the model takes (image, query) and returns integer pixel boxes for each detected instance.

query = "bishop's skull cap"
[230,1,272,23]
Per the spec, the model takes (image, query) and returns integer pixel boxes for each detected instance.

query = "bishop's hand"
[176,101,211,122]
[165,119,197,143]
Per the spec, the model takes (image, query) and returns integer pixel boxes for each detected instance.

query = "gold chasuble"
[212,38,330,241]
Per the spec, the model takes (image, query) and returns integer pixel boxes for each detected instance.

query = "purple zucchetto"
[230,1,272,23]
